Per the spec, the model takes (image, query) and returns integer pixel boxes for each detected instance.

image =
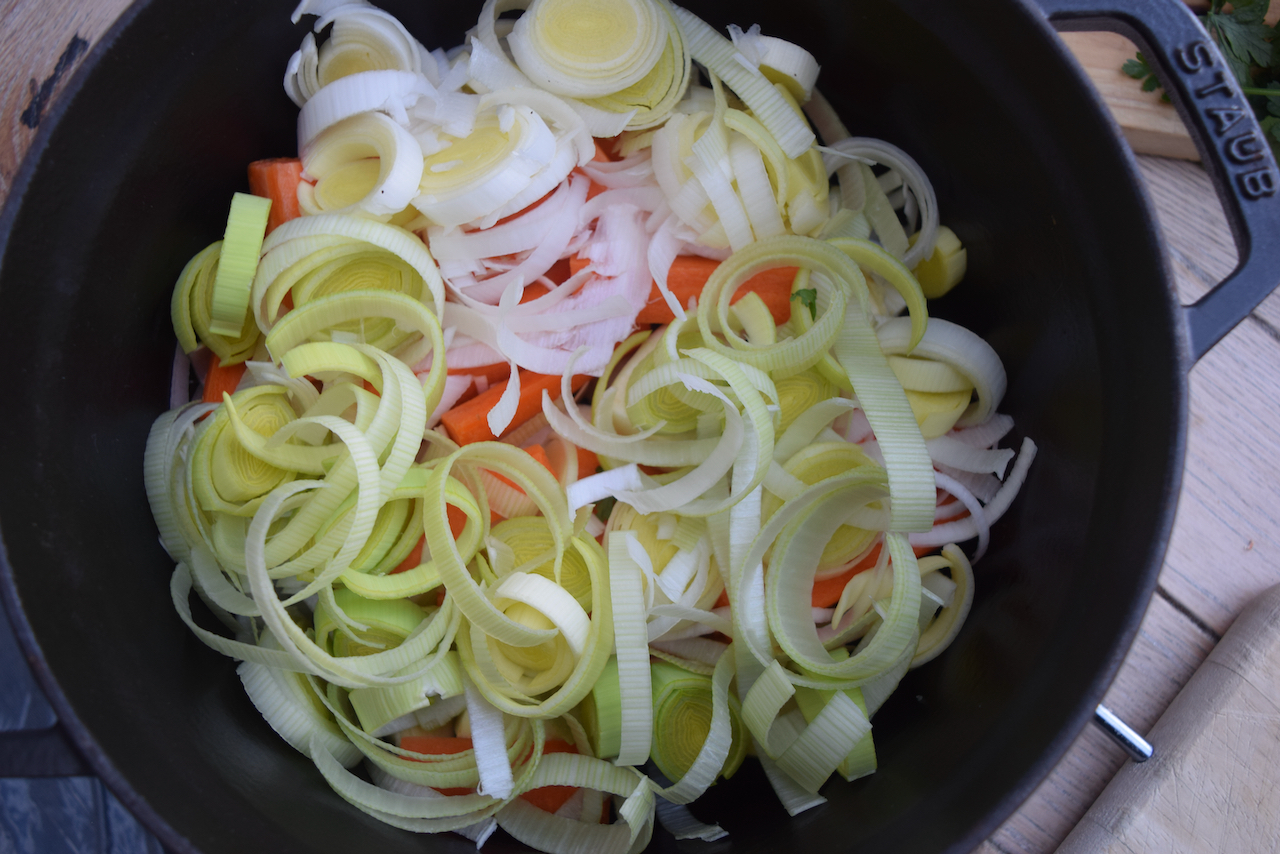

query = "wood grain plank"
[0,0,132,203]
[1060,32,1198,162]
[1161,316,1280,635]
[1060,0,1280,161]
[980,594,1217,854]
[1057,584,1280,854]
[1136,155,1280,331]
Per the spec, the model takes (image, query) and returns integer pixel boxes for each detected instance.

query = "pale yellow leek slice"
[170,241,260,364]
[209,193,272,338]
[300,111,425,219]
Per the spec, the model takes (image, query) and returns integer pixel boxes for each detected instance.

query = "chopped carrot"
[811,545,883,608]
[637,257,797,325]
[520,739,580,813]
[447,503,468,539]
[592,139,614,162]
[447,362,512,384]
[202,355,247,404]
[521,282,551,303]
[576,446,599,478]
[545,259,573,286]
[440,370,589,445]
[585,177,608,201]
[811,543,937,608]
[391,535,425,575]
[489,445,556,492]
[247,158,304,235]
[567,255,797,326]
[451,378,481,409]
[491,188,556,228]
[399,735,476,797]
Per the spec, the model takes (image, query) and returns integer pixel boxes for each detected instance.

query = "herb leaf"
[791,288,817,320]
[1124,2,1279,121]
[1121,52,1169,101]
[1204,4,1273,85]
[1121,55,1152,80]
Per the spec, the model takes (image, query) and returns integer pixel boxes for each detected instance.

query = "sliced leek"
[146,2,1040,849]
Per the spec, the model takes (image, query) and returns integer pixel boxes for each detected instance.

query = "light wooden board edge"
[976,593,1218,854]
[1060,31,1199,162]
[1056,583,1280,853]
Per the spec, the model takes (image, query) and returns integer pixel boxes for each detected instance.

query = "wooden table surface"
[2,2,1277,853]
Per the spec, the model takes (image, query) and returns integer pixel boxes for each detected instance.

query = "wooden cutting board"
[1058,31,1200,161]
[1055,583,1280,852]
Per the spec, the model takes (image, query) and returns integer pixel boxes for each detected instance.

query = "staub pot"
[1,1,1278,852]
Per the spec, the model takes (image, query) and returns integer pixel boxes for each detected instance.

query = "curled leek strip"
[209,193,272,339]
[823,138,939,268]
[670,6,815,159]
[490,516,594,610]
[762,442,882,572]
[253,212,445,328]
[498,754,656,854]
[170,241,260,364]
[695,235,849,378]
[607,531,654,766]
[300,111,425,219]
[412,98,562,228]
[876,316,1008,429]
[507,0,669,99]
[911,544,975,668]
[648,650,744,804]
[190,385,299,518]
[238,649,364,767]
[286,5,427,107]
[348,649,465,736]
[458,533,614,718]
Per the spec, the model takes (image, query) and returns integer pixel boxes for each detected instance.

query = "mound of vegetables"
[144,0,1036,850]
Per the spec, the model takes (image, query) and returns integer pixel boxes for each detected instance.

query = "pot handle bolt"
[1093,704,1153,762]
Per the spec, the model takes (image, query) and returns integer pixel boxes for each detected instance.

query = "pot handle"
[1034,0,1280,363]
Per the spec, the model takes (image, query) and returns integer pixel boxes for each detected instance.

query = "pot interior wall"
[0,0,1181,852]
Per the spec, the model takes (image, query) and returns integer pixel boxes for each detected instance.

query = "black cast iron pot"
[2,0,1278,852]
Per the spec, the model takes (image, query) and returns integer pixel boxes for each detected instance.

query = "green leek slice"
[209,193,272,338]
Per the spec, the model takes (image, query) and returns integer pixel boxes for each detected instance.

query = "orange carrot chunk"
[489,445,556,492]
[440,370,589,445]
[576,446,599,478]
[399,735,476,797]
[811,543,938,608]
[636,258,797,325]
[447,362,513,384]
[568,255,796,326]
[202,355,247,404]
[520,739,580,813]
[390,535,425,575]
[247,158,304,235]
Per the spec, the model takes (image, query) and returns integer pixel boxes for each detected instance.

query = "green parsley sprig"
[1123,0,1280,157]
[791,288,817,320]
